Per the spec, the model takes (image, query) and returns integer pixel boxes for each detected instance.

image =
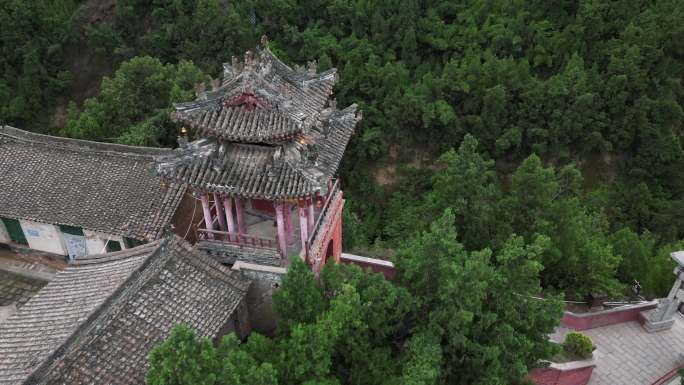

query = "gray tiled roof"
[197,240,281,266]
[157,105,360,199]
[159,42,361,200]
[0,236,250,385]
[175,47,337,144]
[0,126,185,240]
[181,105,302,144]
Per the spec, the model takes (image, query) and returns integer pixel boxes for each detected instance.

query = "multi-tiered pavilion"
[157,38,360,272]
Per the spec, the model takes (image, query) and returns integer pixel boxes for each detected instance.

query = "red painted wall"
[527,366,594,385]
[340,256,396,280]
[560,302,657,330]
[252,199,276,215]
[309,193,344,273]
[650,362,684,385]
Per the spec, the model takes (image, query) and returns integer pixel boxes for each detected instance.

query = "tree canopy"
[5,1,684,379]
[148,212,563,384]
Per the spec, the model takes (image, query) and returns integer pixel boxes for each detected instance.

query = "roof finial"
[260,35,270,48]
[210,78,220,91]
[194,82,206,97]
[244,50,254,68]
[306,60,317,75]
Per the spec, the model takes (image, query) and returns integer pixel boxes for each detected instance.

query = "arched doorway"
[323,239,334,265]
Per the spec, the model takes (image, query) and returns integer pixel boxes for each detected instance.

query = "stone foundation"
[232,261,287,335]
[640,309,676,333]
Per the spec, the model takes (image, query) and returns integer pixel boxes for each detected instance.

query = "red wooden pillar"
[235,197,247,234]
[307,196,315,233]
[223,197,237,236]
[298,199,308,259]
[200,193,214,239]
[214,193,227,231]
[275,203,287,257]
[284,203,294,245]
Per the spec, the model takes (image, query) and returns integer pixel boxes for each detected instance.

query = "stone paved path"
[553,314,684,385]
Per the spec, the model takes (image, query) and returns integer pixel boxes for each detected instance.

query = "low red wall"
[528,366,594,385]
[650,362,684,385]
[560,302,657,330]
[340,254,396,280]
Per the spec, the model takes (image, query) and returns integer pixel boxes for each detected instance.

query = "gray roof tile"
[0,237,250,385]
[158,105,359,199]
[159,45,361,199]
[0,126,185,240]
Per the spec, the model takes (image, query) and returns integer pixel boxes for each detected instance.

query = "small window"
[1,217,28,245]
[59,225,84,236]
[106,240,122,252]
[124,237,144,248]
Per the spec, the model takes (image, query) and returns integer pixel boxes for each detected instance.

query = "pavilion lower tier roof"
[157,105,359,200]
[167,142,319,199]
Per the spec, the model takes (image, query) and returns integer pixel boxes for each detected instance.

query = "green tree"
[147,325,220,385]
[428,134,503,250]
[272,257,326,336]
[395,209,563,384]
[610,228,657,285]
[217,334,278,385]
[0,0,78,129]
[505,155,621,297]
[64,57,207,146]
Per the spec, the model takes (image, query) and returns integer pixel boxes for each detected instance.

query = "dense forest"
[3,0,684,382]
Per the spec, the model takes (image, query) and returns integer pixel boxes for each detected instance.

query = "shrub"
[563,332,593,359]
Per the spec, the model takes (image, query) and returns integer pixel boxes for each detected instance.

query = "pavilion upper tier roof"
[158,39,361,200]
[174,40,338,144]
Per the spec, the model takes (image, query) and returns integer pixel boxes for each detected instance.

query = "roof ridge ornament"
[306,60,317,75]
[194,82,206,97]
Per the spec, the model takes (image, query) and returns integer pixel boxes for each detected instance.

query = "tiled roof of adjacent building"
[0,236,250,385]
[158,38,361,200]
[0,126,185,241]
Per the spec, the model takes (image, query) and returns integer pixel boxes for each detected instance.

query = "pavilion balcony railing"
[195,227,279,252]
[194,178,341,259]
[304,179,341,259]
[195,203,279,253]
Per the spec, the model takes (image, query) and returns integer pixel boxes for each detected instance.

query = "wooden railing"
[195,179,341,260]
[196,227,278,251]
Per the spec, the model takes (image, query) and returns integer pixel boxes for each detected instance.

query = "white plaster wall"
[83,230,126,254]
[83,229,107,255]
[19,220,67,255]
[0,220,10,244]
